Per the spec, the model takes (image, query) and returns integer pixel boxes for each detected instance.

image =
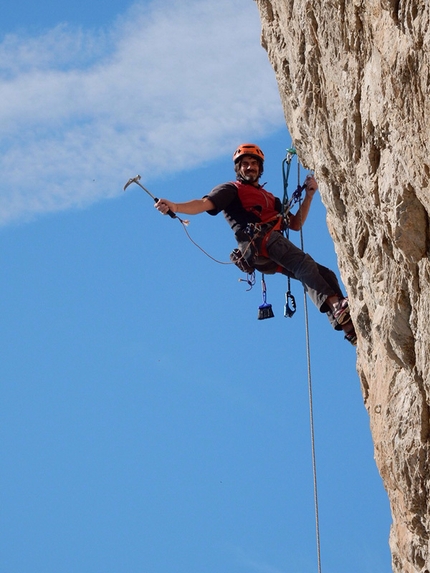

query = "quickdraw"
[281,148,304,319]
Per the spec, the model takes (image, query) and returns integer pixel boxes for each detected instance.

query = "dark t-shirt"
[206,181,282,239]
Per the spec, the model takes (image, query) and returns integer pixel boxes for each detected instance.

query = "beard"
[242,171,259,183]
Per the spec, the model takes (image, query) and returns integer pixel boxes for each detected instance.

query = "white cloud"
[235,546,286,573]
[0,0,284,225]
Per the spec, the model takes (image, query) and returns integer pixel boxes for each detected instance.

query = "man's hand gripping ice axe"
[123,175,189,225]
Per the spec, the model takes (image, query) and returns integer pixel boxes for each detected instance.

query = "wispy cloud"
[236,546,286,573]
[0,0,283,225]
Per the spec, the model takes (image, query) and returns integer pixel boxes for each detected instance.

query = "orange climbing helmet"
[232,143,265,164]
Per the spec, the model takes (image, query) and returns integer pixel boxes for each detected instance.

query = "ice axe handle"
[153,197,177,219]
[124,176,176,218]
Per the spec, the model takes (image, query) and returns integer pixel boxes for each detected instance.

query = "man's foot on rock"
[342,318,357,346]
[333,297,350,326]
[344,329,357,346]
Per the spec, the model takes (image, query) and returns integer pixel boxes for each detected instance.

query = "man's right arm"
[155,197,215,216]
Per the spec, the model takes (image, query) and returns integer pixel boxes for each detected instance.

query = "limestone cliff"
[254,0,430,571]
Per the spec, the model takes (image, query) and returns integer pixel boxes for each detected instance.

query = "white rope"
[302,288,322,573]
[297,162,322,573]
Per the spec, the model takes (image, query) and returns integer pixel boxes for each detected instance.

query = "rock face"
[254,0,430,571]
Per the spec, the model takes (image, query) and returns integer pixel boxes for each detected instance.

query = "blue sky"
[0,1,392,572]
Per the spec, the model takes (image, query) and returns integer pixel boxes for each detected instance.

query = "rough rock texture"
[254,1,430,571]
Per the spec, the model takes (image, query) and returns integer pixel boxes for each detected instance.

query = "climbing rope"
[294,157,322,573]
[303,288,322,573]
[123,174,234,266]
[179,222,232,265]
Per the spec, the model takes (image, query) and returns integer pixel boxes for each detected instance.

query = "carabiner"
[284,291,297,318]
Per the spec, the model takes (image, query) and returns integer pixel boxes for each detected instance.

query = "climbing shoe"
[344,329,357,346]
[342,319,357,346]
[333,298,350,326]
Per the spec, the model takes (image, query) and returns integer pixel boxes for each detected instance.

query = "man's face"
[239,156,261,184]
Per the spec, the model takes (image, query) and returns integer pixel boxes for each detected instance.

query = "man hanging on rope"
[155,143,357,345]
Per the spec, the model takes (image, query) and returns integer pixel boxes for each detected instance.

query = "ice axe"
[123,175,178,219]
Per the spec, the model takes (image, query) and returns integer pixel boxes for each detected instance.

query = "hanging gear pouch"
[230,222,280,275]
[230,246,257,274]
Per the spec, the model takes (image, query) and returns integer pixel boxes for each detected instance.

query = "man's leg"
[265,232,338,303]
[265,231,349,327]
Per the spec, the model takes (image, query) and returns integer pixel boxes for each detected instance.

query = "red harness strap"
[259,217,282,257]
[254,217,284,274]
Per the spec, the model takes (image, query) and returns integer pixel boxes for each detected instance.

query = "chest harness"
[229,180,301,274]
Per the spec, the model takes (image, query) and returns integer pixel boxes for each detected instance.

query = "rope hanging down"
[289,152,322,573]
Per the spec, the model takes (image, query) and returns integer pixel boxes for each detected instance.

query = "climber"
[155,143,356,345]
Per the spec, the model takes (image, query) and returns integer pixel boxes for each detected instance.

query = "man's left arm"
[288,175,318,231]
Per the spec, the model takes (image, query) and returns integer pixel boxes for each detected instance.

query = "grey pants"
[262,231,344,329]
